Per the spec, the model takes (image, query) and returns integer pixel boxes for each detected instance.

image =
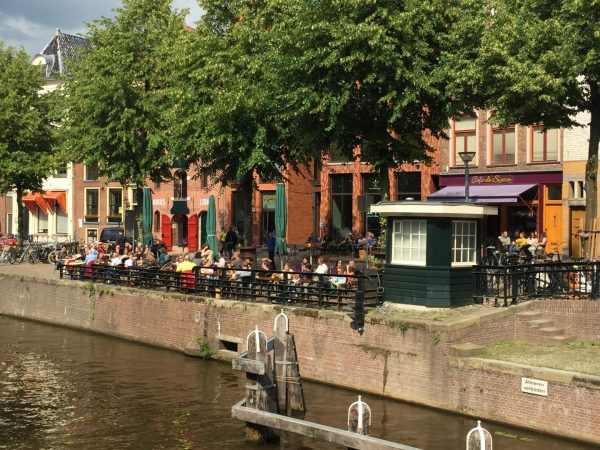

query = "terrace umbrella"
[142,187,153,247]
[275,183,287,260]
[207,195,218,256]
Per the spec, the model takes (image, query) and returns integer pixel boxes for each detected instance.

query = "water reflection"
[0,316,594,450]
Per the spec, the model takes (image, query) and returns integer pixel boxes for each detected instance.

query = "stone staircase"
[516,310,576,344]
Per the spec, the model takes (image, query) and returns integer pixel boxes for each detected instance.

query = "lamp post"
[458,151,476,203]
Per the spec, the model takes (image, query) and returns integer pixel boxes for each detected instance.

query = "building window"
[363,174,382,235]
[37,208,48,233]
[547,184,562,201]
[6,213,12,234]
[85,188,99,222]
[330,174,353,240]
[491,126,515,165]
[532,127,558,162]
[85,162,99,181]
[55,163,68,178]
[154,211,161,232]
[56,208,68,234]
[453,116,477,166]
[391,219,427,266]
[174,171,187,199]
[452,220,477,266]
[107,188,123,223]
[86,228,98,244]
[200,171,209,189]
[396,172,421,200]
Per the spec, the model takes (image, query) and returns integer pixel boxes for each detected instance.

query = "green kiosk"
[370,202,498,307]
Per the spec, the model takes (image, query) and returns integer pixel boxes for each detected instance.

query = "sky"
[0,0,203,56]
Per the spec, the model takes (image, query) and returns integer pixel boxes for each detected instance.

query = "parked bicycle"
[8,242,33,264]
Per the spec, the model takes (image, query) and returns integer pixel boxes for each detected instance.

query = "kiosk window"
[392,219,427,266]
[452,220,477,266]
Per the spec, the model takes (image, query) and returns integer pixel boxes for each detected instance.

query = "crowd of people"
[60,230,364,301]
[497,230,547,257]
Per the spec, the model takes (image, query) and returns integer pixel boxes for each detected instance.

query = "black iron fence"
[59,264,383,309]
[473,261,600,306]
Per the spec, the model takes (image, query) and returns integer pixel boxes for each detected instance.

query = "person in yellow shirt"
[514,232,527,247]
[176,254,197,272]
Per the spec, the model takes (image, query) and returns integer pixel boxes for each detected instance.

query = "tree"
[443,0,598,235]
[165,0,323,244]
[257,0,454,198]
[57,0,187,187]
[0,43,55,242]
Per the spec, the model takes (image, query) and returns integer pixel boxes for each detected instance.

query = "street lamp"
[458,151,476,203]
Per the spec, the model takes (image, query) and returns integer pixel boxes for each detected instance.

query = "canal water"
[0,316,595,450]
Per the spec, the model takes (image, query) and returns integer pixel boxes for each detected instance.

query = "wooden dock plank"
[231,400,421,450]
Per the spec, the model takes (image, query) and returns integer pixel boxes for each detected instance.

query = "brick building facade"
[433,111,564,252]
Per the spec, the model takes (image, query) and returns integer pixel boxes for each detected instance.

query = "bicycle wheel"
[48,250,58,264]
[29,252,40,264]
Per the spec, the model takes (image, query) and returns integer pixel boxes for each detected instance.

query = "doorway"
[570,207,585,258]
[200,211,207,245]
[261,191,276,244]
[171,213,188,248]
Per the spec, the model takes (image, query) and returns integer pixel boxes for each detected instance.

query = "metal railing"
[59,264,383,309]
[473,261,600,306]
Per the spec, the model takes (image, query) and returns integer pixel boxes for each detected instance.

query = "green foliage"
[196,337,212,359]
[57,0,188,186]
[0,43,56,241]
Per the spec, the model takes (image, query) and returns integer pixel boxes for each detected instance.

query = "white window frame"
[391,219,427,266]
[451,220,477,267]
[55,207,68,235]
[86,228,98,244]
[107,187,123,223]
[84,187,99,223]
[37,207,49,234]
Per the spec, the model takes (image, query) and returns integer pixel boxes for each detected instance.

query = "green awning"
[170,200,190,215]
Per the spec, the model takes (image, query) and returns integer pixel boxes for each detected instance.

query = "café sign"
[471,175,514,185]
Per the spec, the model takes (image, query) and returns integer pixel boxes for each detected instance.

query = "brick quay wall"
[0,273,598,445]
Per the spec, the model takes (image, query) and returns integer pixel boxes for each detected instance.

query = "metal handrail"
[59,263,383,309]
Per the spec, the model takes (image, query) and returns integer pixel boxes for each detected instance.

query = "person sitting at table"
[176,254,196,272]
[84,247,98,265]
[330,267,347,289]
[192,251,203,266]
[335,259,344,274]
[143,248,155,261]
[200,243,214,264]
[510,231,527,254]
[110,252,122,267]
[124,252,136,268]
[55,246,68,271]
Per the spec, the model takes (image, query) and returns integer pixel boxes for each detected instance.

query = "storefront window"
[532,127,558,162]
[452,221,477,266]
[397,172,421,200]
[391,219,427,266]
[37,208,48,234]
[261,191,276,243]
[56,208,68,234]
[491,126,515,165]
[453,117,477,166]
[331,174,353,240]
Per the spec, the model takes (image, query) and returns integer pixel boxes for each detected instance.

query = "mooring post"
[347,395,371,449]
[244,326,278,443]
[466,420,492,450]
[274,312,289,414]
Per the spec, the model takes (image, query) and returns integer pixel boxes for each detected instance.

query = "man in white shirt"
[315,257,329,274]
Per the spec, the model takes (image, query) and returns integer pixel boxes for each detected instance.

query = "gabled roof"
[32,28,90,77]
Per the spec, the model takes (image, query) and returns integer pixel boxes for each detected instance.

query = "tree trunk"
[378,164,390,201]
[15,187,26,245]
[584,82,600,256]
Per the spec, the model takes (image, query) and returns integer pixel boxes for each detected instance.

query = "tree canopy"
[0,43,55,240]
[166,0,453,203]
[57,0,187,186]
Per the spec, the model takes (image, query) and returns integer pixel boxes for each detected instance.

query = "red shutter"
[161,214,172,251]
[188,214,198,252]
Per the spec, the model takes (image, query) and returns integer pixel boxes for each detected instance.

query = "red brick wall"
[533,300,600,342]
[1,276,598,445]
